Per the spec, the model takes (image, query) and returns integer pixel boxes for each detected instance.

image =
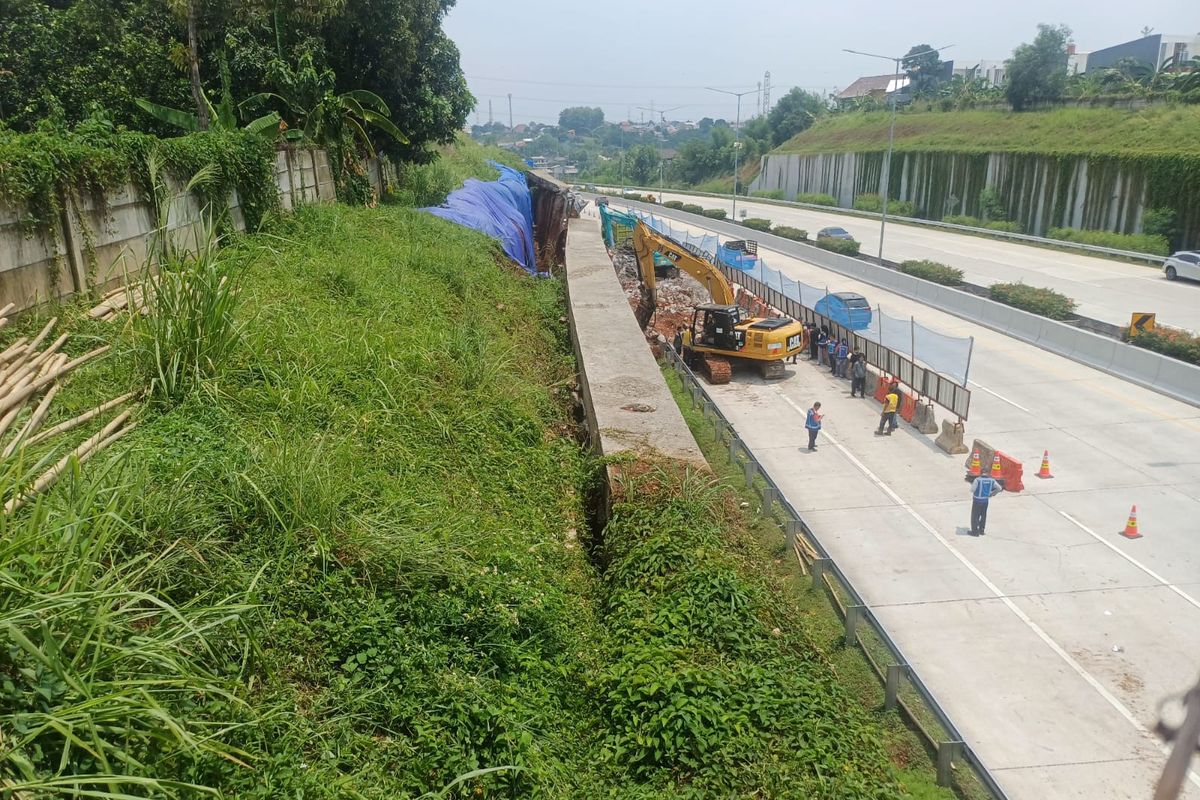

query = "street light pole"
[639,104,682,203]
[706,86,757,222]
[843,44,953,261]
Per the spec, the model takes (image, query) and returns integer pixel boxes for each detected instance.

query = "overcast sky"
[444,0,1196,127]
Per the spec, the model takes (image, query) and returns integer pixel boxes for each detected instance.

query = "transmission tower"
[762,71,772,114]
[756,81,762,116]
[487,100,493,126]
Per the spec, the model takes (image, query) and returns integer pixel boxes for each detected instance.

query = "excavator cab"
[692,304,745,352]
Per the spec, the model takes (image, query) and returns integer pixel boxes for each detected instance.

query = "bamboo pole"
[4,412,137,514]
[0,399,28,441]
[26,318,58,352]
[23,391,137,449]
[0,302,14,318]
[0,338,28,365]
[0,345,111,418]
[2,383,59,458]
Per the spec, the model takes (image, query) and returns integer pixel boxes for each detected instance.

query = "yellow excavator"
[632,221,806,384]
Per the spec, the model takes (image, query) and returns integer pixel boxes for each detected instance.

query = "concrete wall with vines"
[752,150,1199,248]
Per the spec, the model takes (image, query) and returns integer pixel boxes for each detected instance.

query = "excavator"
[632,220,806,384]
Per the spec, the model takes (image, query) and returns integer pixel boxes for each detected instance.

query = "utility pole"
[638,103,681,202]
[507,93,513,141]
[763,71,772,114]
[488,100,493,126]
[843,44,952,260]
[706,86,757,222]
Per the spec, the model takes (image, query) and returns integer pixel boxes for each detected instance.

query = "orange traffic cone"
[968,449,982,477]
[990,453,1003,478]
[1121,505,1142,540]
[1037,450,1054,479]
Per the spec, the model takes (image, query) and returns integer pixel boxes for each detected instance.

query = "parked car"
[816,226,855,242]
[1163,251,1200,281]
[814,291,873,331]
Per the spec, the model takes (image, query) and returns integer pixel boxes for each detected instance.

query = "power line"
[466,75,760,90]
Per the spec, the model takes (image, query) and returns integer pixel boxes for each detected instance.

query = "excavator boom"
[633,221,735,327]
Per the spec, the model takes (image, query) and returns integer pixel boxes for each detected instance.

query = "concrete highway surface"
[608,203,1200,799]
[645,191,1200,333]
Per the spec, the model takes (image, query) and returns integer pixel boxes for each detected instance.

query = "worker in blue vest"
[805,402,823,451]
[827,335,838,373]
[969,473,1004,536]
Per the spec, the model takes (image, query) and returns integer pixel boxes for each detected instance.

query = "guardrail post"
[845,604,863,646]
[785,519,800,553]
[743,460,758,487]
[885,664,904,711]
[936,741,962,787]
[811,557,830,590]
[761,484,775,510]
[713,418,724,442]
[728,436,741,462]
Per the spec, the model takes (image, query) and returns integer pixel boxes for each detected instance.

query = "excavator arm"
[632,220,736,328]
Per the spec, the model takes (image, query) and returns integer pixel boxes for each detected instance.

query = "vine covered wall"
[751,150,1200,249]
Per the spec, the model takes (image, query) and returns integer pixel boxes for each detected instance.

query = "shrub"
[983,220,1023,233]
[701,208,727,220]
[853,193,917,217]
[978,186,1007,221]
[1127,327,1200,366]
[772,226,808,241]
[741,217,772,232]
[1142,207,1177,243]
[1046,227,1170,256]
[900,259,964,286]
[681,203,704,214]
[663,200,685,210]
[942,214,981,227]
[816,237,861,256]
[793,192,839,207]
[751,189,785,200]
[942,214,1023,233]
[989,282,1077,319]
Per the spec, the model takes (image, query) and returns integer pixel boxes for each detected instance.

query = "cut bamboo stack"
[0,307,139,514]
[88,283,149,322]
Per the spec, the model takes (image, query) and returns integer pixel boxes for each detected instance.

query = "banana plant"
[136,55,282,137]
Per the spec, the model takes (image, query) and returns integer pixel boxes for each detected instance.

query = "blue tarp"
[422,163,537,273]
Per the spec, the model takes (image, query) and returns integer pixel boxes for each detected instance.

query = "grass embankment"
[774,106,1200,155]
[4,197,922,797]
[390,134,526,206]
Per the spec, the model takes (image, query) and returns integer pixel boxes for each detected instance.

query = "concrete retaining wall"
[1,148,337,315]
[563,217,706,473]
[615,198,1200,409]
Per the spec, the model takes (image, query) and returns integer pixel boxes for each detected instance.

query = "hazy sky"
[444,0,1196,127]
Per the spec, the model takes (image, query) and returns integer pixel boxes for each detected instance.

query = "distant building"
[836,74,909,103]
[952,59,1007,87]
[1086,33,1198,72]
[1067,43,1089,75]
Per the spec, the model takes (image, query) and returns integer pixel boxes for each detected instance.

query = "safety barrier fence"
[589,184,1168,265]
[625,208,974,420]
[660,342,1009,800]
[613,196,1200,410]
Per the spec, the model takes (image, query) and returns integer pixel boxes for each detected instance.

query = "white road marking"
[770,384,1200,789]
[968,379,1032,413]
[1059,511,1200,612]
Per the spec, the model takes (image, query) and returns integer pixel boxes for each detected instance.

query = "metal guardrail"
[587,184,1168,265]
[661,343,1009,800]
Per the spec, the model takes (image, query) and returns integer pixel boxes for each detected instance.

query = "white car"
[1164,251,1200,281]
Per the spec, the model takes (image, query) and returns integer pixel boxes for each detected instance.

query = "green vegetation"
[1045,226,1170,255]
[1127,327,1200,366]
[741,217,772,232]
[692,176,734,194]
[775,106,1200,156]
[943,215,1024,233]
[663,200,685,210]
[752,189,785,200]
[900,259,965,286]
[681,203,704,214]
[773,226,808,241]
[794,192,839,206]
[854,193,917,217]
[389,136,520,207]
[701,207,727,220]
[989,282,1078,319]
[817,237,862,256]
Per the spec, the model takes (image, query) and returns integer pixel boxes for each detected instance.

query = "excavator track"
[701,354,732,385]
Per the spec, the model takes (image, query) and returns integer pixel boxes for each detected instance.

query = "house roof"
[836,74,901,99]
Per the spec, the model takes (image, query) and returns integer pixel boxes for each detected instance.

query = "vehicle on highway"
[817,226,855,242]
[814,291,873,331]
[1163,251,1200,281]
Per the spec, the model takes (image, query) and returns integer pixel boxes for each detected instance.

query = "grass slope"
[775,106,1200,156]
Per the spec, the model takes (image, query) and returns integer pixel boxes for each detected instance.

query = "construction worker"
[835,338,849,377]
[876,386,900,435]
[850,352,868,397]
[969,472,1004,535]
[672,326,684,354]
[826,335,838,373]
[805,402,823,451]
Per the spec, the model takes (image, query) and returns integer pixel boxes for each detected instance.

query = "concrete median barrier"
[936,420,968,454]
[914,401,939,435]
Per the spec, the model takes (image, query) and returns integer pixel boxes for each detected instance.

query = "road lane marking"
[768,383,1200,789]
[1059,511,1200,612]
[967,379,1032,413]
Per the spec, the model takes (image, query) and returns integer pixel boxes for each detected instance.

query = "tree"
[903,43,944,97]
[558,106,604,133]
[1006,23,1071,111]
[765,88,825,146]
[627,144,660,184]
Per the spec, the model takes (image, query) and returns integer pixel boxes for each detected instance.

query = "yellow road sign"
[1129,312,1155,337]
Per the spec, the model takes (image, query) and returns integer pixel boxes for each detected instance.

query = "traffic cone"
[1121,505,1142,539]
[990,453,1003,478]
[1037,450,1054,479]
[968,449,982,477]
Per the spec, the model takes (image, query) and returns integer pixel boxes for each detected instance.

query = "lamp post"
[842,45,952,260]
[706,86,756,222]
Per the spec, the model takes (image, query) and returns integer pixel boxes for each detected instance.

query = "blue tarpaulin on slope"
[421,162,537,273]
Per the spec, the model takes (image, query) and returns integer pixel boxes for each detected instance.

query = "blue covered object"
[422,163,537,273]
